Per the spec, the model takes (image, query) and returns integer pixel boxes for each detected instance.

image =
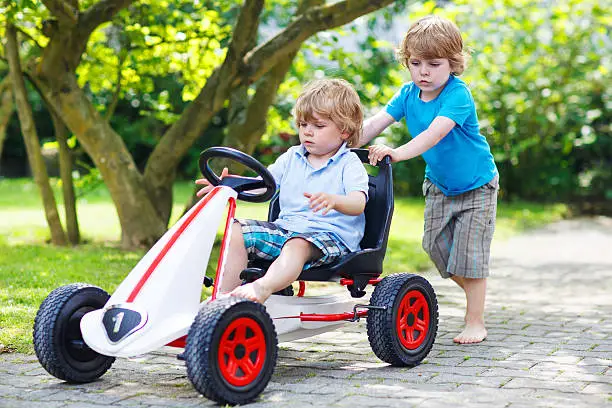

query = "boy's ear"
[340,131,351,140]
[450,60,462,75]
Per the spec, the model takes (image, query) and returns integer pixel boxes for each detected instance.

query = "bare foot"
[453,323,487,344]
[229,281,272,304]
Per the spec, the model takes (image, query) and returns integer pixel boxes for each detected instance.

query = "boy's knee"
[282,237,318,259]
[283,237,311,251]
[230,222,246,245]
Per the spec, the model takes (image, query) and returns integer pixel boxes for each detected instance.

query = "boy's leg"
[230,238,320,303]
[217,222,249,294]
[423,204,488,343]
[451,276,487,344]
[448,177,498,344]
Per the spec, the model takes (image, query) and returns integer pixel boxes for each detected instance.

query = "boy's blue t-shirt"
[267,143,369,252]
[385,75,497,196]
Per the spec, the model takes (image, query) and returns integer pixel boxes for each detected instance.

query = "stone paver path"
[1,217,611,407]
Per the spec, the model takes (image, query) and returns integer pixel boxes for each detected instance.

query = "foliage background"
[0,0,610,212]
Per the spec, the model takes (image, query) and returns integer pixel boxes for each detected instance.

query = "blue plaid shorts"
[236,219,350,269]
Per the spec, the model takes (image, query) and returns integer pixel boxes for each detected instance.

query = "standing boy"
[197,78,369,304]
[364,15,498,344]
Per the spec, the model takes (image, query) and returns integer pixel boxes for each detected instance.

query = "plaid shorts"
[422,176,499,279]
[236,219,350,269]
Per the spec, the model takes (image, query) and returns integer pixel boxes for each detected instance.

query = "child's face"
[408,56,453,99]
[298,112,348,159]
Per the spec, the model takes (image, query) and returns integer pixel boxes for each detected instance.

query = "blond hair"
[397,15,467,75]
[293,78,363,147]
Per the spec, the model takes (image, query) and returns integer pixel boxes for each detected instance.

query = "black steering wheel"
[198,147,276,203]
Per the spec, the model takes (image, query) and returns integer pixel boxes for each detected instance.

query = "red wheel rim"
[218,317,267,387]
[396,289,430,349]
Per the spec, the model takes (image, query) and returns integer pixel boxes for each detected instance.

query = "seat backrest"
[267,148,394,253]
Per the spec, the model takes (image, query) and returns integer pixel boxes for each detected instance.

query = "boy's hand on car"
[304,192,337,215]
[368,144,397,165]
[195,167,229,197]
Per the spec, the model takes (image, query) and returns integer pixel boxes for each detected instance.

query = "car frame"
[33,147,438,405]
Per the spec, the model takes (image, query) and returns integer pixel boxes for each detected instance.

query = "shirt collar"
[296,142,350,163]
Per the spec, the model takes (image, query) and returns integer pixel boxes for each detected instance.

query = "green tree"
[0,0,403,248]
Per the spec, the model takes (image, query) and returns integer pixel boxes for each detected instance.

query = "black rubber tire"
[367,273,438,366]
[33,283,115,383]
[185,297,278,405]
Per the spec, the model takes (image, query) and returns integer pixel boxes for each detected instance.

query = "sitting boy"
[196,78,369,304]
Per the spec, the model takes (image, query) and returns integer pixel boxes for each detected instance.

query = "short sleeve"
[385,86,409,122]
[438,86,473,127]
[342,154,369,201]
[267,150,290,188]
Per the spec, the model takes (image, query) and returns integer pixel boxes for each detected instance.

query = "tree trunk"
[143,0,266,222]
[31,2,167,248]
[5,24,67,245]
[51,111,80,245]
[182,56,295,215]
[0,76,14,170]
[36,73,167,248]
[222,54,296,155]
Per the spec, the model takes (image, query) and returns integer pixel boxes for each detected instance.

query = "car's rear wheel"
[367,273,438,366]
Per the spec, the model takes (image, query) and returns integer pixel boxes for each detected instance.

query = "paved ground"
[1,217,611,407]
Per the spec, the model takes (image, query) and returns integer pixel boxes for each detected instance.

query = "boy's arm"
[304,191,366,216]
[368,116,455,164]
[358,110,396,147]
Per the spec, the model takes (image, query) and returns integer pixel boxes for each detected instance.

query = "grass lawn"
[0,178,567,353]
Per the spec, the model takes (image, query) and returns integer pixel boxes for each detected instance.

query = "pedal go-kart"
[33,147,439,405]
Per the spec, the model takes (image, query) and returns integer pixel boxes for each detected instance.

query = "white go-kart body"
[80,186,361,358]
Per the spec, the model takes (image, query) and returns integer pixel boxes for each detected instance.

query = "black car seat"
[248,148,394,297]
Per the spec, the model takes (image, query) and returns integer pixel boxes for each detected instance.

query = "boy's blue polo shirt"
[385,75,497,196]
[268,143,369,252]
